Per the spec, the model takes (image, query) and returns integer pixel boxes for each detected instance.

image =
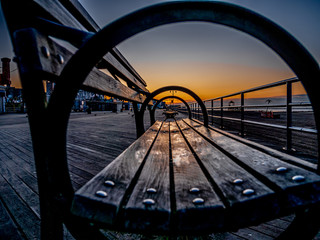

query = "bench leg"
[40,197,63,240]
[276,205,320,239]
[148,105,156,125]
[132,102,145,138]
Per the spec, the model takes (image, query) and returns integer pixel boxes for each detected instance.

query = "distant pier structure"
[0,57,11,87]
[0,58,12,113]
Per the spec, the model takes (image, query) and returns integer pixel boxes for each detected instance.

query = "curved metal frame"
[138,86,207,136]
[43,1,320,238]
[150,95,192,125]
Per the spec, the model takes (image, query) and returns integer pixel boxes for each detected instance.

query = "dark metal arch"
[150,95,192,125]
[44,3,320,234]
[138,86,207,136]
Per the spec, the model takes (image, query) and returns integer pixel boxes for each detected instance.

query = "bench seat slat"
[176,120,278,228]
[170,122,225,233]
[72,118,320,233]
[183,118,320,210]
[71,121,162,226]
[124,122,171,232]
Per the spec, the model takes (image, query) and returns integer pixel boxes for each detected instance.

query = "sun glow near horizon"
[117,21,308,102]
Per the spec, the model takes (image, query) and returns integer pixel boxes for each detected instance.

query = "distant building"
[0,57,24,113]
[0,58,11,87]
[0,86,6,113]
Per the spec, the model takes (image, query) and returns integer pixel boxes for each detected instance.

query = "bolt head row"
[41,46,64,64]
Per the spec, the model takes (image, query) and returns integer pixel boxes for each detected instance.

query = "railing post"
[192,103,194,118]
[220,98,223,129]
[191,103,193,118]
[241,92,244,137]
[286,81,292,151]
[211,99,213,125]
[197,103,200,120]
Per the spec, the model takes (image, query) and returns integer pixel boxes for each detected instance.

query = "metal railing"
[178,77,317,152]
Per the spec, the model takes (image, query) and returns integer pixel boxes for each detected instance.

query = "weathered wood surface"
[124,122,171,232]
[170,121,224,233]
[183,118,320,210]
[71,115,320,235]
[72,121,162,226]
[32,0,148,91]
[191,118,318,171]
[176,120,277,228]
[13,29,146,103]
[1,112,320,239]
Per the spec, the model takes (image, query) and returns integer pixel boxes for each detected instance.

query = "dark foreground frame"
[3,1,320,239]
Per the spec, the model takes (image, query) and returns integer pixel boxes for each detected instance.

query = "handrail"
[179,77,317,154]
[204,77,299,102]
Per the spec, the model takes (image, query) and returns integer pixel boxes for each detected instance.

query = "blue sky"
[1,0,319,99]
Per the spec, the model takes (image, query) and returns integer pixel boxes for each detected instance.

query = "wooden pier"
[0,111,319,240]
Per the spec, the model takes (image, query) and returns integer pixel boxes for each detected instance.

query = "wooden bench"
[72,117,320,236]
[2,0,320,239]
[163,109,179,119]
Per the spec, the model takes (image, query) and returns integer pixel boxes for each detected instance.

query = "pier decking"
[0,111,319,239]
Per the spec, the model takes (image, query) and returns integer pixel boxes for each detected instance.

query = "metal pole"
[198,103,200,120]
[286,81,292,151]
[192,103,194,118]
[220,98,224,129]
[241,93,245,137]
[211,100,213,125]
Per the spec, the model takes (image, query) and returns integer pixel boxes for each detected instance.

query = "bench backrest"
[1,1,152,238]
[1,0,148,103]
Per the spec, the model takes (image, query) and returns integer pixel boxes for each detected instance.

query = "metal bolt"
[95,190,107,198]
[189,187,200,193]
[41,46,50,58]
[276,167,288,173]
[242,189,255,196]
[192,198,205,205]
[233,179,244,185]
[143,199,155,205]
[146,188,157,193]
[57,54,64,64]
[104,180,115,187]
[292,175,305,182]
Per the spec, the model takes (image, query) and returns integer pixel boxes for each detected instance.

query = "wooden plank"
[110,48,146,86]
[13,29,146,103]
[34,0,85,30]
[32,0,148,91]
[170,121,225,233]
[124,122,171,232]
[0,174,40,240]
[98,53,149,91]
[0,150,40,218]
[71,121,162,227]
[183,118,320,211]
[192,119,317,171]
[176,120,277,229]
[233,228,274,240]
[58,0,101,32]
[0,198,24,240]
